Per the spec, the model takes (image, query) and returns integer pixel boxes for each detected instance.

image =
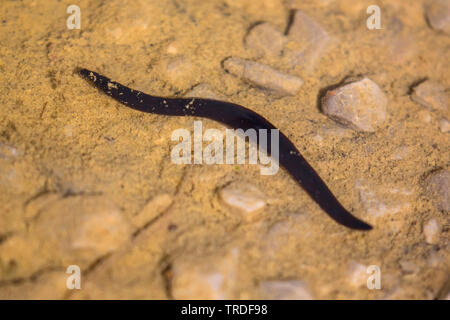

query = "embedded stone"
[223,57,303,96]
[322,78,388,132]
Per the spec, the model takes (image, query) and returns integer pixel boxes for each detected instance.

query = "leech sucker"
[78,68,372,231]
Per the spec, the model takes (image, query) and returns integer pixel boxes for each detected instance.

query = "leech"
[78,68,372,231]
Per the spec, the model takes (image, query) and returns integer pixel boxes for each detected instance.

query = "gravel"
[321,77,388,132]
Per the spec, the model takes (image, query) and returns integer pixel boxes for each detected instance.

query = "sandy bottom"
[0,0,448,299]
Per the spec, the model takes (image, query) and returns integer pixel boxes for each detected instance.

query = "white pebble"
[356,181,412,219]
[347,262,368,288]
[35,197,132,260]
[423,218,440,244]
[322,78,388,132]
[171,248,239,299]
[219,182,265,219]
[439,118,449,132]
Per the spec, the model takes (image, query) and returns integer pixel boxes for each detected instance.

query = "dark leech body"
[78,68,372,231]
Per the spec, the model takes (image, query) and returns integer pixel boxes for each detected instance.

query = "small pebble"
[439,118,449,132]
[68,200,132,255]
[312,134,324,144]
[288,10,329,42]
[411,80,448,112]
[36,197,132,260]
[347,262,368,288]
[262,215,310,255]
[259,280,314,300]
[284,10,332,72]
[163,56,193,82]
[426,0,450,34]
[356,181,412,218]
[244,22,287,57]
[171,248,239,299]
[417,109,432,123]
[219,181,265,220]
[63,125,73,137]
[390,145,409,160]
[424,169,450,212]
[423,218,440,244]
[166,42,179,55]
[223,57,303,96]
[322,78,388,132]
